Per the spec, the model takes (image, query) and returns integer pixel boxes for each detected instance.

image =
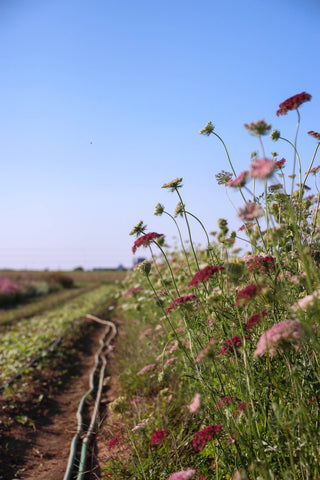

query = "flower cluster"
[0,278,19,294]
[108,435,121,449]
[188,265,225,288]
[132,232,164,253]
[138,363,157,375]
[192,424,223,451]
[244,255,275,274]
[276,92,311,116]
[215,396,240,409]
[161,177,183,191]
[220,335,249,355]
[123,286,143,297]
[246,310,267,331]
[238,203,263,220]
[254,320,307,358]
[249,158,276,179]
[244,120,272,136]
[235,283,263,306]
[151,429,167,445]
[188,393,201,413]
[215,170,233,185]
[227,171,248,187]
[165,294,199,314]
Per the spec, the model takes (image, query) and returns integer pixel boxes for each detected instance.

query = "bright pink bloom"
[188,393,201,413]
[165,295,199,314]
[124,286,143,297]
[138,363,157,375]
[132,232,164,253]
[192,424,223,451]
[151,429,167,445]
[108,435,120,449]
[238,202,263,220]
[166,470,197,480]
[254,320,307,358]
[277,92,311,116]
[0,278,19,294]
[249,158,275,179]
[226,171,248,187]
[188,265,224,288]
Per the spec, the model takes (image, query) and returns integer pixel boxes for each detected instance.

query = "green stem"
[175,189,200,272]
[186,210,219,263]
[152,241,181,297]
[163,210,192,275]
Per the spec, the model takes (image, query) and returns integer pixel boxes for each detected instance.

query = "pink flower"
[138,364,157,375]
[235,283,263,306]
[220,335,249,356]
[308,131,320,140]
[246,310,267,331]
[166,470,197,480]
[124,286,143,297]
[254,320,307,358]
[245,255,275,274]
[249,158,275,179]
[276,92,311,116]
[165,295,199,314]
[0,278,19,294]
[238,202,263,220]
[139,328,152,339]
[193,338,216,363]
[108,435,121,449]
[291,289,320,311]
[226,171,249,187]
[188,265,225,288]
[192,424,223,451]
[132,232,164,254]
[215,396,240,409]
[188,393,201,413]
[164,357,179,368]
[151,429,167,445]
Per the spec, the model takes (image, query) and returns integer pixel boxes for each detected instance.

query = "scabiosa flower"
[270,129,281,141]
[164,356,179,368]
[215,170,233,185]
[305,165,320,175]
[235,283,263,306]
[244,120,272,136]
[188,393,201,413]
[215,396,240,409]
[246,310,267,331]
[192,424,223,451]
[167,470,197,480]
[276,92,311,116]
[199,120,214,136]
[108,435,121,449]
[308,131,320,140]
[249,158,276,179]
[220,335,249,355]
[226,170,249,187]
[161,177,183,191]
[245,255,275,274]
[165,294,199,314]
[188,265,225,288]
[138,364,157,375]
[123,286,143,297]
[254,320,308,358]
[174,202,185,218]
[238,202,264,220]
[132,232,164,253]
[154,203,165,216]
[275,157,285,168]
[129,220,147,237]
[291,289,320,311]
[150,429,167,445]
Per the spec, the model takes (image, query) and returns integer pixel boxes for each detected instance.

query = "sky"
[1,0,319,270]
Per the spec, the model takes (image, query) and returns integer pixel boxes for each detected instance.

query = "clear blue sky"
[1,0,319,270]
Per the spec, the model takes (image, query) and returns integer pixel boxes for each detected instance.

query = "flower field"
[105,93,320,479]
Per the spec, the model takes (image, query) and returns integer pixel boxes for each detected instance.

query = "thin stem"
[185,210,220,263]
[152,241,180,297]
[163,210,192,275]
[175,189,200,272]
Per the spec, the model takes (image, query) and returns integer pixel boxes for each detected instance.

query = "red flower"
[192,424,223,451]
[132,232,164,253]
[275,158,286,168]
[165,295,199,314]
[220,335,249,355]
[215,396,240,409]
[188,265,224,288]
[108,435,121,449]
[235,283,263,306]
[151,429,167,445]
[276,92,311,116]
[308,131,320,140]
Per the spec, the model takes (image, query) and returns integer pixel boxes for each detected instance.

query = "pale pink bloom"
[167,394,173,403]
[291,289,320,311]
[138,364,157,375]
[254,320,307,358]
[176,326,186,333]
[155,324,162,330]
[132,418,150,431]
[188,393,201,413]
[139,328,152,340]
[167,341,178,353]
[249,158,275,179]
[164,356,179,368]
[166,469,197,480]
[238,202,263,220]
[193,338,216,363]
[152,331,164,341]
[232,471,246,480]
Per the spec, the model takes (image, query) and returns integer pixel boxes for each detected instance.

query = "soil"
[0,312,121,480]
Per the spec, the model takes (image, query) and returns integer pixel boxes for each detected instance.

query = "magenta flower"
[165,295,199,314]
[139,328,153,340]
[249,158,276,180]
[192,424,223,451]
[188,265,224,288]
[124,286,143,297]
[215,396,240,409]
[151,429,167,445]
[108,435,121,449]
[164,356,179,368]
[220,335,249,356]
[235,283,263,306]
[132,232,164,253]
[254,320,307,358]
[246,310,267,331]
[0,278,19,294]
[238,202,263,220]
[166,470,197,480]
[275,158,286,168]
[276,92,311,116]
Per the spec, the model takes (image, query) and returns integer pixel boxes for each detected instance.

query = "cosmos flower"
[276,92,311,116]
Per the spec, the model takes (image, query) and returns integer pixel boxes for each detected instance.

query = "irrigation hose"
[63,314,117,480]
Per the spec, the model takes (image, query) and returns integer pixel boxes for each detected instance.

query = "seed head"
[270,129,281,141]
[161,177,183,191]
[154,203,165,216]
[135,260,152,277]
[129,220,147,237]
[174,202,184,218]
[244,120,271,136]
[199,121,215,136]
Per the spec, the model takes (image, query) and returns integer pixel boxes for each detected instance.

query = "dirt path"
[0,317,114,480]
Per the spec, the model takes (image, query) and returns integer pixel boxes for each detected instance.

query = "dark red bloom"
[192,424,223,451]
[151,429,167,445]
[246,310,267,331]
[188,265,225,288]
[308,131,320,140]
[165,295,199,314]
[275,158,286,168]
[132,232,164,253]
[124,286,143,297]
[246,255,275,274]
[215,396,240,409]
[276,92,311,116]
[235,283,264,306]
[108,435,121,449]
[220,335,249,355]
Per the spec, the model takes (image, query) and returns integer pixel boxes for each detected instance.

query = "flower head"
[244,120,271,136]
[188,393,201,413]
[199,121,214,136]
[162,177,183,191]
[108,435,121,449]
[132,232,164,253]
[226,171,248,187]
[138,363,157,375]
[174,202,185,218]
[129,220,147,237]
[151,429,167,445]
[246,310,267,331]
[134,260,152,277]
[236,283,263,306]
[154,203,165,216]
[249,158,275,179]
[308,131,320,141]
[215,170,233,185]
[238,202,263,220]
[270,129,281,141]
[188,265,224,288]
[275,158,285,168]
[165,294,199,314]
[166,470,197,480]
[192,424,223,451]
[124,286,143,297]
[276,92,311,116]
[254,320,308,358]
